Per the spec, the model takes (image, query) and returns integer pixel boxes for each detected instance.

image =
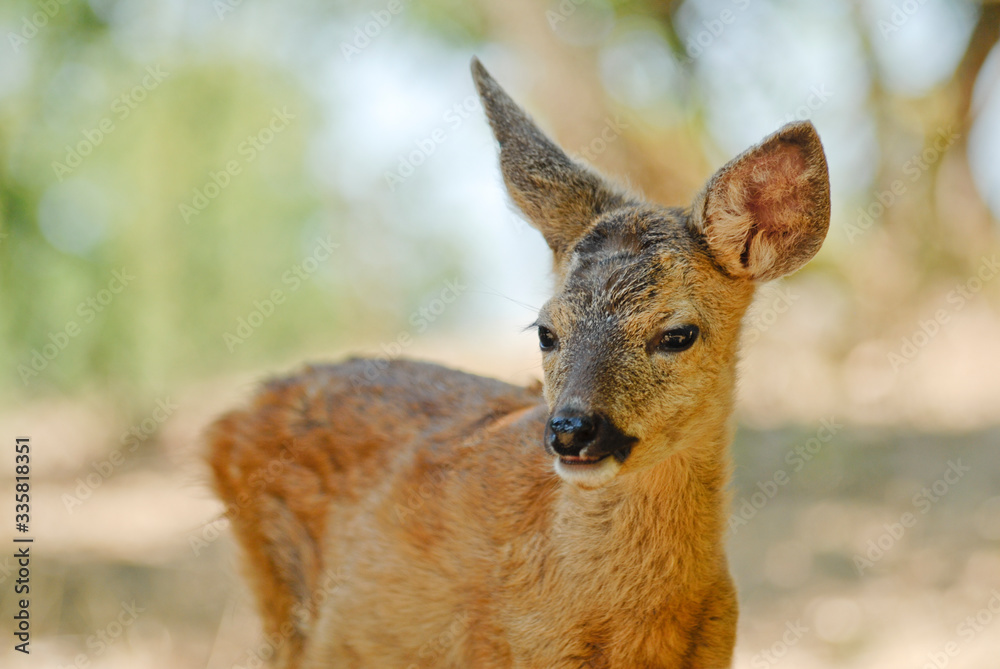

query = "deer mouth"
[557,442,633,468]
[549,431,636,488]
[553,452,624,488]
[544,410,637,487]
[558,453,608,466]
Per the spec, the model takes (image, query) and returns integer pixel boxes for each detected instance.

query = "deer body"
[208,59,830,668]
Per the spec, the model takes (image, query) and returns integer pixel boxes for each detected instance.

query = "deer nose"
[546,411,600,457]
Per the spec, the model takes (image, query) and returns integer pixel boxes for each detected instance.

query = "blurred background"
[1,0,999,666]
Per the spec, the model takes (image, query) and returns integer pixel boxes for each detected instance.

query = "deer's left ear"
[690,121,831,282]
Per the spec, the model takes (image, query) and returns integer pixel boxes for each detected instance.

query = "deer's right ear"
[471,58,628,260]
[690,122,831,282]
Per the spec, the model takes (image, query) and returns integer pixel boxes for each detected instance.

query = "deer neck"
[548,404,733,598]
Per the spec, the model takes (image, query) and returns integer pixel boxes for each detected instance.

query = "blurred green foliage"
[0,0,473,403]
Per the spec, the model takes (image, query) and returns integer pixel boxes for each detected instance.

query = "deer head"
[472,58,830,489]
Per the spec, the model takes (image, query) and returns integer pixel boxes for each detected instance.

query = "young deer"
[208,58,830,668]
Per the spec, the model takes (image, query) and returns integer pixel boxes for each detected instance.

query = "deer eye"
[537,326,558,352]
[656,324,700,353]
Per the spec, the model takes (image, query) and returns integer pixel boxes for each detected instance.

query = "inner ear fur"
[691,122,831,282]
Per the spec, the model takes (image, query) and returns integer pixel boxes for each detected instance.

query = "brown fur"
[207,58,831,668]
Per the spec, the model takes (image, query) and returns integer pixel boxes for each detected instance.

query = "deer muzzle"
[545,409,637,465]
